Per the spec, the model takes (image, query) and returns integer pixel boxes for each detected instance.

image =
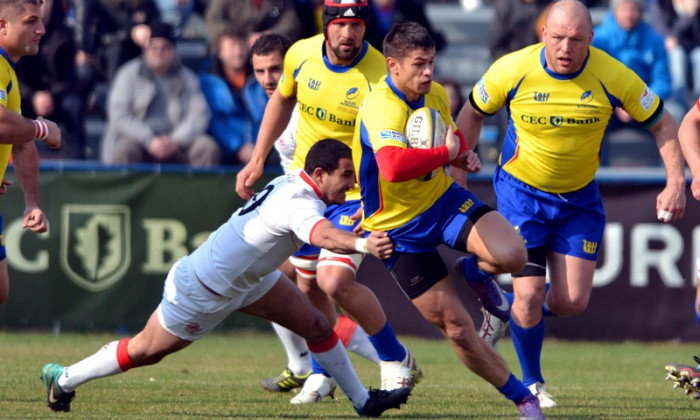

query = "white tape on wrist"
[354,238,368,254]
[658,209,672,222]
[33,119,48,142]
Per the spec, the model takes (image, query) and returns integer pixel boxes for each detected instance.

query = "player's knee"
[491,240,527,274]
[302,313,334,343]
[441,317,475,346]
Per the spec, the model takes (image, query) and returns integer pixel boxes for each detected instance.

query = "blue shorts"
[383,183,491,255]
[494,166,605,261]
[294,200,361,257]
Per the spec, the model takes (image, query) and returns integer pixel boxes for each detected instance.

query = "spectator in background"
[101,21,219,165]
[593,0,684,164]
[199,27,256,165]
[364,0,446,53]
[17,0,86,159]
[70,0,161,116]
[487,0,551,60]
[651,0,700,111]
[205,0,301,48]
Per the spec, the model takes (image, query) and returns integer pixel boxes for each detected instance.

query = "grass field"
[2,331,700,419]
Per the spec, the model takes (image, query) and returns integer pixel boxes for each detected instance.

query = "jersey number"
[238,185,275,216]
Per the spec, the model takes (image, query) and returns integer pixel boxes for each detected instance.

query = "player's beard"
[329,42,361,62]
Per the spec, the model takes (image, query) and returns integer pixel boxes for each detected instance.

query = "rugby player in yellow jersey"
[457,0,686,408]
[236,0,421,403]
[353,21,545,420]
[0,0,60,307]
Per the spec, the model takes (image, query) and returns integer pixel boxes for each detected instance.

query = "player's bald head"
[546,0,593,32]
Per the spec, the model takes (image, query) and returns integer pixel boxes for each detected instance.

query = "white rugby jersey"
[189,169,326,297]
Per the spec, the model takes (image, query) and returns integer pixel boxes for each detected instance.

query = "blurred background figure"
[487,0,551,60]
[364,0,446,53]
[17,0,86,159]
[199,27,257,165]
[435,77,464,120]
[593,0,681,165]
[69,0,161,118]
[650,0,700,111]
[294,0,324,39]
[101,21,219,165]
[205,0,301,48]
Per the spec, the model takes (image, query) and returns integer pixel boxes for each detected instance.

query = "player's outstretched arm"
[310,220,393,259]
[455,99,487,151]
[0,107,61,148]
[236,91,296,200]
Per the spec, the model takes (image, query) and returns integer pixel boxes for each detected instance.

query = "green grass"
[2,331,700,419]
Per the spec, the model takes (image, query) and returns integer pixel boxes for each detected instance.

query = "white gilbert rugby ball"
[404,107,447,149]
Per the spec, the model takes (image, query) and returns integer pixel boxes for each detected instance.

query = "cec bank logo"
[60,204,131,292]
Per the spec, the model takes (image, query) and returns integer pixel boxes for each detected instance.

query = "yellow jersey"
[471,44,663,193]
[0,49,20,181]
[353,76,455,231]
[279,34,386,200]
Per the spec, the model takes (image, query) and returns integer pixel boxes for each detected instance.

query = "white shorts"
[156,256,279,341]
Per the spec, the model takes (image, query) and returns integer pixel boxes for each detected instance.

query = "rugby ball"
[404,107,447,149]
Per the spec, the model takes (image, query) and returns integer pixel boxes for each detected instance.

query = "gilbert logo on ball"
[405,107,446,149]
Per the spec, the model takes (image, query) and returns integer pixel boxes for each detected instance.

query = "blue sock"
[695,298,700,325]
[510,317,545,386]
[461,255,491,283]
[498,373,532,403]
[368,321,406,362]
[310,355,330,376]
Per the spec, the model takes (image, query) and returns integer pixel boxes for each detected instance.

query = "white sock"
[345,325,380,365]
[311,339,368,408]
[58,340,131,392]
[271,322,312,375]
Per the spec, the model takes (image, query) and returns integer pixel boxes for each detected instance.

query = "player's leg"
[389,252,543,420]
[695,257,700,324]
[316,258,421,391]
[263,258,313,392]
[40,257,233,412]
[240,271,410,415]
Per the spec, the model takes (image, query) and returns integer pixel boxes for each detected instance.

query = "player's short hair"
[0,0,42,21]
[250,33,291,60]
[322,0,370,40]
[383,21,435,61]
[304,139,352,174]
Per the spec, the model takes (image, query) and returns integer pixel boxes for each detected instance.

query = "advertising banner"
[0,166,697,341]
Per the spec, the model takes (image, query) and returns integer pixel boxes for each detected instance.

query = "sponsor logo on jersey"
[298,102,356,127]
[534,92,549,102]
[476,78,489,104]
[583,239,598,255]
[339,215,355,226]
[639,86,655,111]
[346,87,360,100]
[185,322,202,335]
[0,89,6,103]
[60,204,131,292]
[308,78,321,90]
[520,114,600,126]
[580,90,593,103]
[379,129,405,142]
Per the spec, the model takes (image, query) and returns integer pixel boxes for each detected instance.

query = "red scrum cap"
[322,0,370,39]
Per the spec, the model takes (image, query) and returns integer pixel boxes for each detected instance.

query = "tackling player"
[40,139,410,417]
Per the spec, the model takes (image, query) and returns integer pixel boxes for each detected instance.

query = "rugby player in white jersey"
[40,139,409,417]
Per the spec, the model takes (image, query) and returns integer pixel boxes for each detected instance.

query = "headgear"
[322,0,370,39]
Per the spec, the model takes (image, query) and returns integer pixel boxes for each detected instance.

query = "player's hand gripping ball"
[405,107,447,149]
